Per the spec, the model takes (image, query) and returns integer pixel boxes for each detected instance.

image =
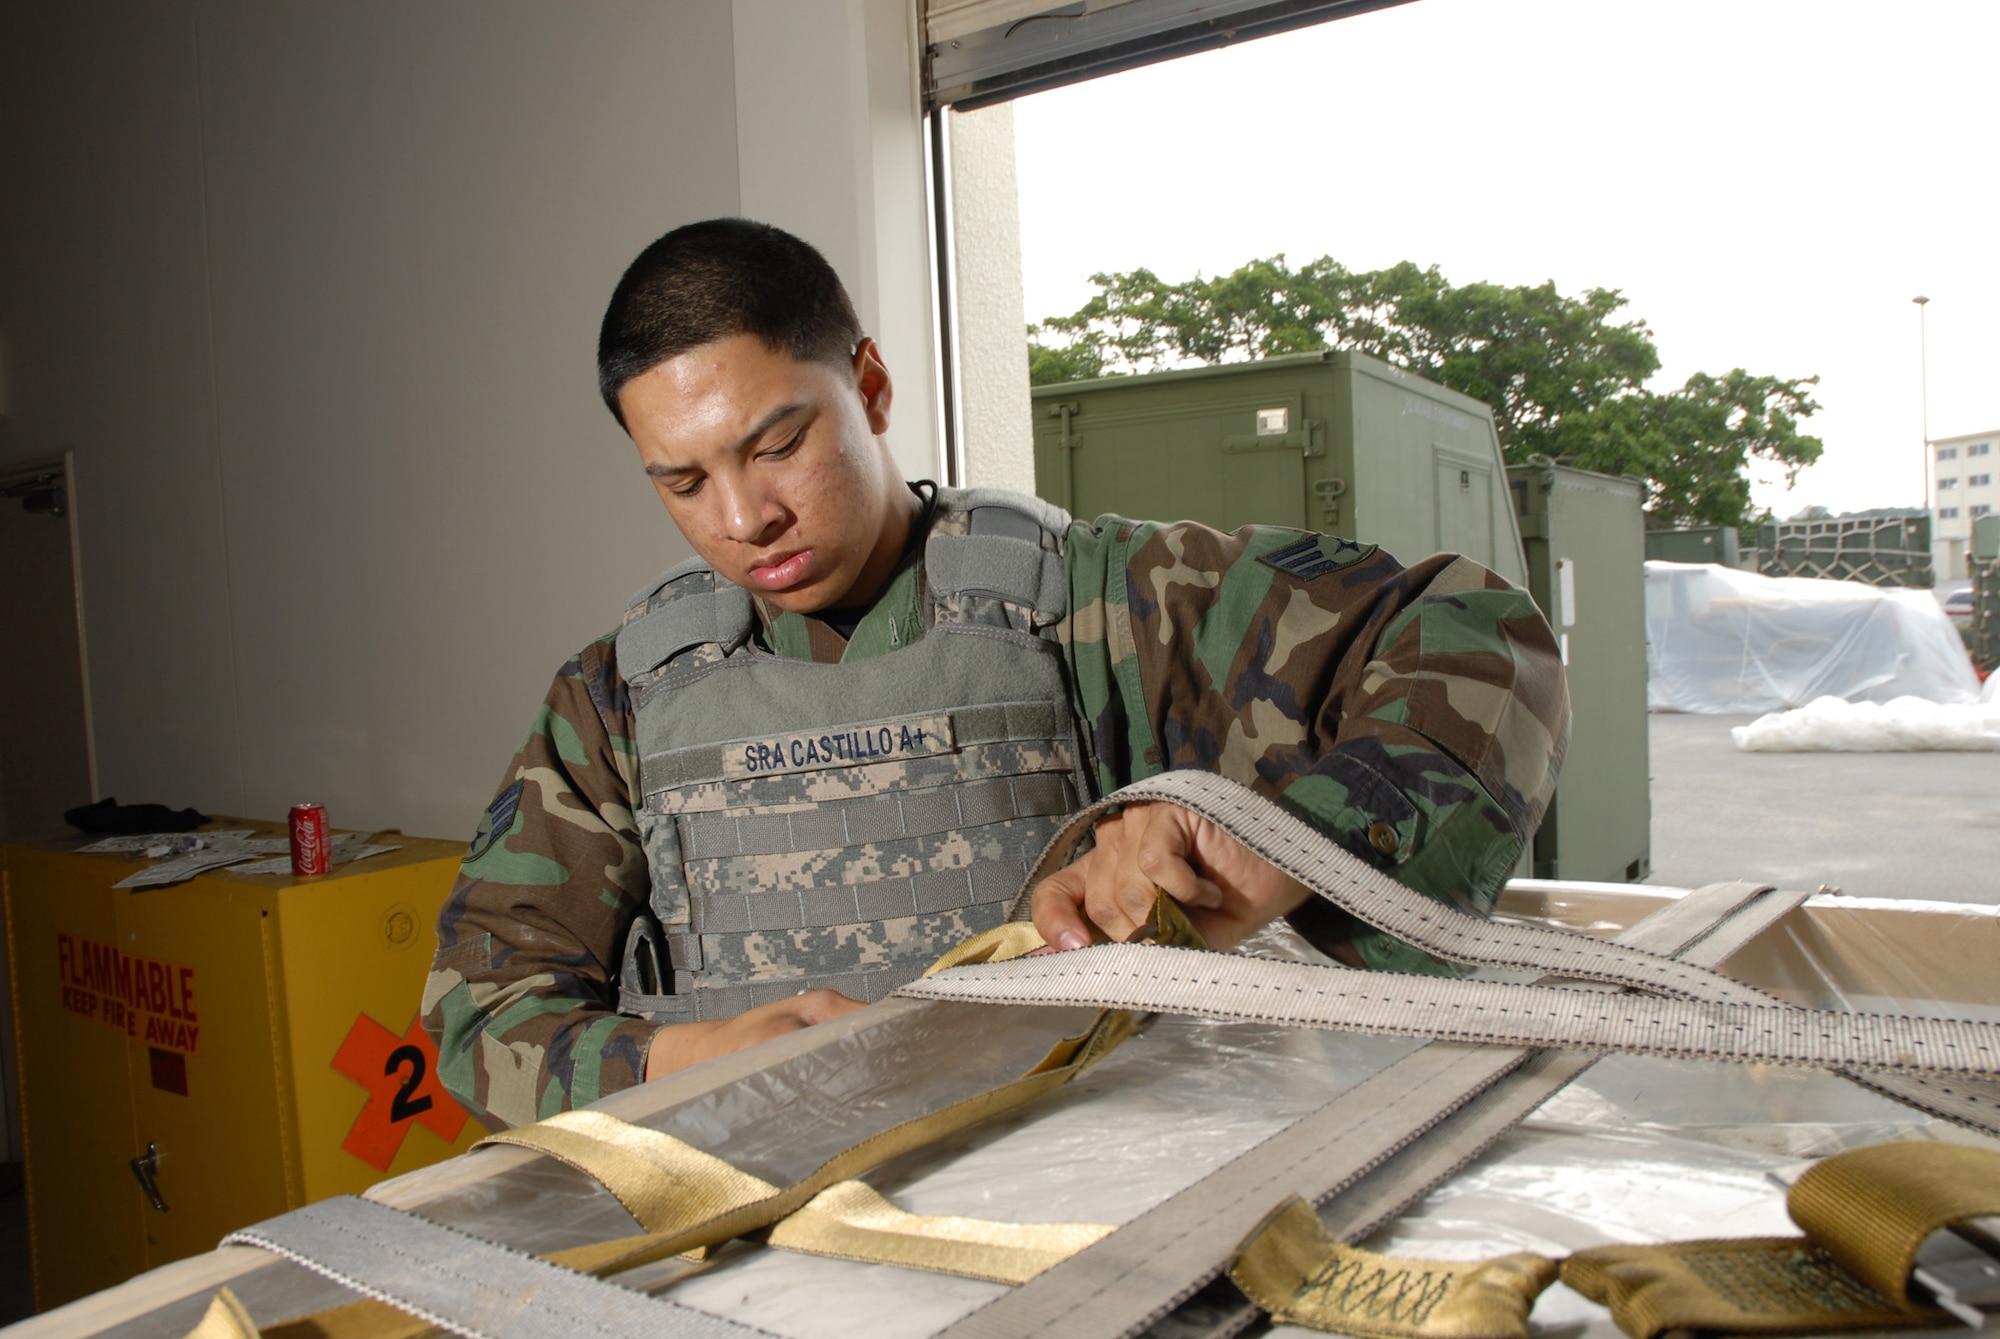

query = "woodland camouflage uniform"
[424,498,1568,1129]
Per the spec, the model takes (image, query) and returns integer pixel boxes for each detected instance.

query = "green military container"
[1032,351,1528,588]
[1032,353,1648,884]
[1975,514,2000,561]
[1507,463,1651,883]
[1645,525,1741,568]
[1971,516,2000,672]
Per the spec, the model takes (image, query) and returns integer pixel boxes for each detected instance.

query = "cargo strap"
[220,1194,778,1339]
[204,917,1160,1339]
[1118,881,1818,1339]
[932,877,1803,1339]
[479,1110,1114,1287]
[898,944,2000,1076]
[183,1289,257,1339]
[1563,1140,2000,1339]
[1230,1199,1558,1339]
[1004,770,1779,1006]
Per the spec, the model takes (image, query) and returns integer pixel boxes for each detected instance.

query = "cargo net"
[1757,514,1935,589]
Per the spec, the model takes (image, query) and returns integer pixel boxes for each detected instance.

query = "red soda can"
[289,804,332,877]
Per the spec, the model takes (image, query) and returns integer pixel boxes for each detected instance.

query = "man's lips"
[747,549,815,591]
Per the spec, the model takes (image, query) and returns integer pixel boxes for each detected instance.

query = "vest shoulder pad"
[925,487,1072,624]
[616,558,756,682]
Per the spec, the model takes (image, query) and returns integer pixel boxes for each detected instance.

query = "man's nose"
[717,477,784,544]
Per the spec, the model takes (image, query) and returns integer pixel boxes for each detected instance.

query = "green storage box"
[1644,526,1741,568]
[1033,351,1527,588]
[1507,463,1651,882]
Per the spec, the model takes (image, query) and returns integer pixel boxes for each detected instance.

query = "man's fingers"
[1030,866,1095,951]
[788,988,865,1026]
[1135,834,1223,909]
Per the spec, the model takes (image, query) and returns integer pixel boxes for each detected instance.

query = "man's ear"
[852,337,893,435]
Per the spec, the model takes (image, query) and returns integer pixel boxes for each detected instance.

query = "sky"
[1011,0,1999,517]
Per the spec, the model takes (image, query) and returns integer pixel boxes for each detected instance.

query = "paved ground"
[1647,710,1999,903]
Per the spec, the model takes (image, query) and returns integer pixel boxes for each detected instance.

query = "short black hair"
[596,218,863,425]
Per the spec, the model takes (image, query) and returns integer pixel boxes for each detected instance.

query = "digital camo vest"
[613,488,1092,1023]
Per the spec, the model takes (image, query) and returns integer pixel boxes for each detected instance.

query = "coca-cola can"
[289,804,332,877]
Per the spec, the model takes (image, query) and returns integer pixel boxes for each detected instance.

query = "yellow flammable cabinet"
[2,822,489,1310]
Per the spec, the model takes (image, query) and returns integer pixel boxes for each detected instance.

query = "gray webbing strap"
[941,881,1801,1339]
[1677,885,1811,968]
[1646,891,2000,1131]
[1607,879,1778,957]
[1844,1072,2000,1133]
[939,1042,1530,1339]
[223,1195,776,1339]
[1310,883,1813,1243]
[1129,886,1818,1338]
[898,947,2000,1075]
[1013,770,1779,1005]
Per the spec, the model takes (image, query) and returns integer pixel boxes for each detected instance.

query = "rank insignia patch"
[1259,534,1379,582]
[466,780,522,861]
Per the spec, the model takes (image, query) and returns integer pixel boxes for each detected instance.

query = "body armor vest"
[614,488,1091,1022]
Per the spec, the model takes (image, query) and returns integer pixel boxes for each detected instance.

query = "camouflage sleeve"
[1060,519,1568,973]
[420,632,656,1129]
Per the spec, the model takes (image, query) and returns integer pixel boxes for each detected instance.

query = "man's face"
[619,334,907,614]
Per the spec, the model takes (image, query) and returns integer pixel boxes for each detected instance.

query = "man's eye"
[763,428,806,461]
[668,478,704,500]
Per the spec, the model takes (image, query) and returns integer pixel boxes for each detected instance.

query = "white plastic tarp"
[1645,561,1979,713]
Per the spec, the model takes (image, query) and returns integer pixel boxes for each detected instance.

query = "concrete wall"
[0,0,938,842]
[948,104,1037,494]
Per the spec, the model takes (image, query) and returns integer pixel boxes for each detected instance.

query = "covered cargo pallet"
[18,776,2000,1339]
[1646,561,1980,713]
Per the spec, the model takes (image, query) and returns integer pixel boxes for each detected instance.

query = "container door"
[114,879,293,1272]
[4,846,149,1309]
[1435,450,1496,568]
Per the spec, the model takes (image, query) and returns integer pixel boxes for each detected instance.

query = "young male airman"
[423,219,1568,1129]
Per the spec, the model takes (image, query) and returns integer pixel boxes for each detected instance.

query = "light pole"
[1913,295,1931,511]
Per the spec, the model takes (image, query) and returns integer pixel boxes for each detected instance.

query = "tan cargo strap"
[479,1111,1113,1288]
[1231,1199,1558,1339]
[1564,1140,2000,1339]
[1008,769,1780,1006]
[183,1289,258,1339]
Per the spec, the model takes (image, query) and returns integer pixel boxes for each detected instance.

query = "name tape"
[722,711,956,780]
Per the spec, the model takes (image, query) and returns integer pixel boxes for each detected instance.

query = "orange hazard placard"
[331,1014,469,1171]
[56,932,201,1054]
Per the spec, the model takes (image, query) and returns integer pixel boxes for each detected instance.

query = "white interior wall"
[732,0,939,482]
[0,0,938,842]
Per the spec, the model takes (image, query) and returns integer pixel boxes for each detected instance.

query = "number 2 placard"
[331,1013,469,1171]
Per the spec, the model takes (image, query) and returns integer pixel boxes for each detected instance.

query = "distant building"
[1931,428,1999,580]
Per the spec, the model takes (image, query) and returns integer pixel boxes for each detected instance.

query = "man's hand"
[644,989,865,1079]
[1030,801,1311,953]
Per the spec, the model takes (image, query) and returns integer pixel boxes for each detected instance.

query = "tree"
[1547,370,1822,529]
[1028,256,1822,528]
